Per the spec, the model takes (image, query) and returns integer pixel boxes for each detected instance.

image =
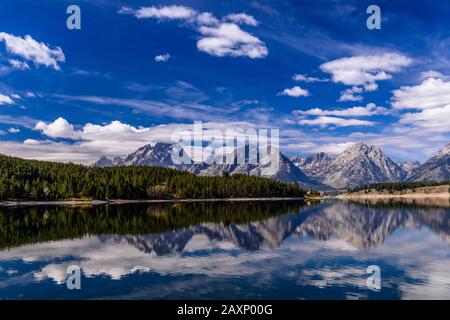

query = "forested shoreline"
[0,154,305,200]
[0,201,306,249]
[348,180,450,193]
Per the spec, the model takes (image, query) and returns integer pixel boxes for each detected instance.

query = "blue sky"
[0,0,449,163]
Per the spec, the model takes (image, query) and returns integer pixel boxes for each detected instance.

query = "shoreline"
[0,197,305,207]
[337,193,449,200]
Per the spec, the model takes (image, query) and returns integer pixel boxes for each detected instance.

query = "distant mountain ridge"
[94,143,318,188]
[94,141,450,190]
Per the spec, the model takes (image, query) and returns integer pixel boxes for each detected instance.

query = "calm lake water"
[0,199,449,300]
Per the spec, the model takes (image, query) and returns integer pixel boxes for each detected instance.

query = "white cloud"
[197,23,268,59]
[420,70,447,80]
[7,127,20,133]
[195,12,219,26]
[8,59,30,70]
[34,117,153,144]
[24,139,47,145]
[294,103,388,117]
[320,53,411,88]
[363,82,378,92]
[4,139,98,163]
[27,118,261,163]
[321,53,412,102]
[134,5,197,20]
[392,78,450,110]
[311,142,355,154]
[154,53,170,62]
[338,86,363,102]
[223,13,259,26]
[0,32,65,70]
[298,116,375,127]
[0,114,36,127]
[117,7,134,15]
[390,78,450,132]
[399,104,450,132]
[278,86,309,97]
[35,117,78,139]
[0,93,14,105]
[120,5,267,59]
[293,74,328,83]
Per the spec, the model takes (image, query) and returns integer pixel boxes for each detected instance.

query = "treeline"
[0,155,305,200]
[348,180,450,193]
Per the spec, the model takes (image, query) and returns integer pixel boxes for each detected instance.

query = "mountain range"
[94,141,450,190]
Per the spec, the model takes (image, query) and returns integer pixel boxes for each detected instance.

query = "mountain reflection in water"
[0,199,449,299]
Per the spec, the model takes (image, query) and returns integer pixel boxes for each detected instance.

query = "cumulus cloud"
[120,5,267,59]
[293,74,328,83]
[197,23,268,58]
[0,32,65,70]
[0,93,14,105]
[293,103,388,117]
[25,118,260,163]
[298,116,375,127]
[223,13,259,26]
[154,53,170,62]
[35,117,78,139]
[278,86,309,97]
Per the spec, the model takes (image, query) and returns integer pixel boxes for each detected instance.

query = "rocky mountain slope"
[408,143,450,182]
[396,160,420,174]
[396,160,421,179]
[309,143,406,189]
[292,152,333,180]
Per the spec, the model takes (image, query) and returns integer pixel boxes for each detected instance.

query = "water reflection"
[0,200,449,299]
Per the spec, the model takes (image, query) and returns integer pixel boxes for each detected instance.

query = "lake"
[0,199,449,299]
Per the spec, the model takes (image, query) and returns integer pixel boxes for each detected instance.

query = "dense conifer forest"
[0,155,305,200]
